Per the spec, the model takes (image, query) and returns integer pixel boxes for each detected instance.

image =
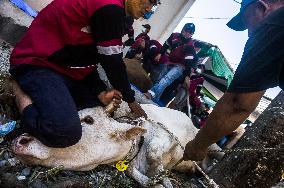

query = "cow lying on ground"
[12,102,221,188]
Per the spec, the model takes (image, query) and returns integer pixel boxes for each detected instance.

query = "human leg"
[150,64,168,85]
[12,66,82,148]
[150,65,184,102]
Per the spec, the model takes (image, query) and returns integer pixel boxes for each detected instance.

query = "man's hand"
[154,53,161,62]
[184,76,191,89]
[183,140,208,161]
[98,90,122,107]
[135,53,143,60]
[128,101,147,119]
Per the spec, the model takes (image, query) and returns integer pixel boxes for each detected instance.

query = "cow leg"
[148,163,173,188]
[161,178,173,188]
[152,184,165,188]
[146,147,173,188]
[127,165,166,188]
[127,166,151,187]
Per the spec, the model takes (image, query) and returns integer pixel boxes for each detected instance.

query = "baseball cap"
[142,24,151,30]
[227,0,258,31]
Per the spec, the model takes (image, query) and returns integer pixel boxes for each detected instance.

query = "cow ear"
[110,127,147,141]
[124,127,147,140]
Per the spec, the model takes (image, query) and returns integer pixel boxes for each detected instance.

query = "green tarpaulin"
[198,46,234,87]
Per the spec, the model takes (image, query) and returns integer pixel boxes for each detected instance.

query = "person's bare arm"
[183,90,265,161]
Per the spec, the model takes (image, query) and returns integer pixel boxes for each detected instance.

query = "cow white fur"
[12,102,217,187]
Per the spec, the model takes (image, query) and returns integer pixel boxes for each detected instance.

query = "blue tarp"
[10,0,38,18]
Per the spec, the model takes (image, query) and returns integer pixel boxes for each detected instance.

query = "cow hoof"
[151,184,165,188]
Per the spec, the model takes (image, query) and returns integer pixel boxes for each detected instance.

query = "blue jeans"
[150,64,184,102]
[150,64,168,85]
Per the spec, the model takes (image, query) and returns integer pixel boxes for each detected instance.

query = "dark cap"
[227,0,258,31]
[142,24,151,30]
[150,0,161,5]
[182,23,195,33]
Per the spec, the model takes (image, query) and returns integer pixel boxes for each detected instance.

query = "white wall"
[24,0,52,11]
[133,0,196,43]
[24,0,195,43]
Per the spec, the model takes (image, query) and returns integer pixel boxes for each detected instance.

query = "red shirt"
[10,0,125,80]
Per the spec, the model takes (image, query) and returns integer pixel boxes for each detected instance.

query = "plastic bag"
[0,115,16,136]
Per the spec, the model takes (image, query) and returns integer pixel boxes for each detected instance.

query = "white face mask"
[196,68,202,74]
[142,28,147,33]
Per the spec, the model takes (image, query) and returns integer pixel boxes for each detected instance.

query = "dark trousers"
[11,65,106,148]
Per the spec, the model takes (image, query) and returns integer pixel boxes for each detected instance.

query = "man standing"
[10,0,158,148]
[183,0,284,161]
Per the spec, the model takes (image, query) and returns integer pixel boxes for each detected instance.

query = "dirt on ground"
[209,92,284,188]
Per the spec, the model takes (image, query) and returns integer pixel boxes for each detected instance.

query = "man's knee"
[49,131,82,148]
[23,111,82,148]
[44,119,82,148]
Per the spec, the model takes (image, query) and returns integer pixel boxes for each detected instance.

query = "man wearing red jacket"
[145,23,198,103]
[10,0,158,148]
[135,24,151,42]
[123,16,135,46]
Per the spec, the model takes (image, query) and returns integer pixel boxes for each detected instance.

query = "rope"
[114,115,283,187]
[193,161,219,188]
[147,162,220,188]
[114,116,145,162]
[144,119,187,186]
[147,119,185,150]
[233,0,241,4]
[145,122,283,187]
[208,147,284,154]
[183,16,231,20]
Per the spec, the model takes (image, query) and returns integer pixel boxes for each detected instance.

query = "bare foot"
[10,80,32,113]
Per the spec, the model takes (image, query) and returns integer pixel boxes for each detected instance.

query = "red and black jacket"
[125,39,162,63]
[10,0,135,102]
[135,32,150,42]
[160,33,198,68]
[123,16,135,46]
[143,40,162,63]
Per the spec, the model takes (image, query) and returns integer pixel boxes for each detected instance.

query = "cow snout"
[12,135,34,154]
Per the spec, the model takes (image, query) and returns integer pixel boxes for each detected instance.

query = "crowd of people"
[8,0,284,170]
[124,22,204,106]
[123,21,218,132]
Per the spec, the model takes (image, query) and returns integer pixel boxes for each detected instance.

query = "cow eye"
[81,115,94,125]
